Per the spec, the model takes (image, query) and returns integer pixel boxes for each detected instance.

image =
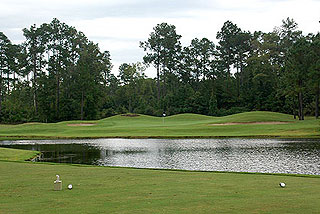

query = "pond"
[1,138,319,175]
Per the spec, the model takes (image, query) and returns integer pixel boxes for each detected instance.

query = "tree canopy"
[0,18,319,123]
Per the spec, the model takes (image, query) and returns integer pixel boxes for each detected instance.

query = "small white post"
[54,175,62,191]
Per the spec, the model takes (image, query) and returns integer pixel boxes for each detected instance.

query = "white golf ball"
[279,182,286,188]
[68,184,73,190]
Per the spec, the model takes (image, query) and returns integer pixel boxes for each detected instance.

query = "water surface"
[1,138,319,175]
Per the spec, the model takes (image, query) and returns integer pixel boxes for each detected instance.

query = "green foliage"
[1,17,320,123]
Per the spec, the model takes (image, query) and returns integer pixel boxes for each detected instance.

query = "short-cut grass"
[0,111,319,139]
[1,114,319,214]
[0,147,39,161]
[0,158,319,213]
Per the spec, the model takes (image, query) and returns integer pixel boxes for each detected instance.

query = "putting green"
[0,111,319,139]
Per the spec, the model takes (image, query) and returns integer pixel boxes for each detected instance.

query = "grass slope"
[0,147,39,161]
[0,111,319,139]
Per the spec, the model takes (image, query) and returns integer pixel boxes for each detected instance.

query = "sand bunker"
[210,122,290,126]
[67,123,96,127]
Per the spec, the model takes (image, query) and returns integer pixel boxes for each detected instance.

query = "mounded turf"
[0,111,319,139]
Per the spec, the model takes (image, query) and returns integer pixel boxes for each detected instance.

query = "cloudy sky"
[1,0,320,77]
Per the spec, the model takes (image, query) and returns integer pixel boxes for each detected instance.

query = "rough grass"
[0,111,319,139]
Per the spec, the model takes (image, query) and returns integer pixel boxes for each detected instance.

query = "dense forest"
[0,18,319,123]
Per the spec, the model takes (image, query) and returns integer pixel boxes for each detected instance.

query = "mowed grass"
[0,158,319,213]
[0,147,39,161]
[0,111,319,139]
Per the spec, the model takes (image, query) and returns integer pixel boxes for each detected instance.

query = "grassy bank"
[0,147,40,161]
[0,160,319,213]
[0,111,319,139]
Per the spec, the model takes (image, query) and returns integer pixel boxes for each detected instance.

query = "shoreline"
[0,135,320,141]
[1,158,319,178]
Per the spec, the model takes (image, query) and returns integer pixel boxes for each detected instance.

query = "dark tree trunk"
[56,70,60,120]
[0,72,2,115]
[33,52,38,114]
[298,91,304,120]
[293,97,297,119]
[156,59,160,102]
[163,67,168,113]
[13,71,15,89]
[316,82,319,119]
[129,98,132,113]
[80,90,84,120]
[236,65,240,98]
[7,72,9,94]
[240,54,244,87]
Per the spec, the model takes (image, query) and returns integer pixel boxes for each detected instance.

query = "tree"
[75,42,104,120]
[117,62,146,112]
[44,18,82,120]
[216,21,251,100]
[99,50,113,87]
[182,38,216,87]
[23,24,46,115]
[216,21,241,74]
[274,17,302,66]
[0,32,11,116]
[140,23,182,103]
[118,62,145,85]
[309,34,320,118]
[285,37,312,120]
[242,31,281,112]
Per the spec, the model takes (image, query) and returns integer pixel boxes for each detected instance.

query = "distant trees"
[285,38,311,120]
[0,32,11,115]
[117,62,146,113]
[0,17,319,123]
[1,19,113,123]
[310,34,320,118]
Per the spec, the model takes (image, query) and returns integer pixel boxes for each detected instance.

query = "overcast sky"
[1,0,320,77]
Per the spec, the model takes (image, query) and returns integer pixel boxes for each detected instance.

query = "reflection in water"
[0,138,319,175]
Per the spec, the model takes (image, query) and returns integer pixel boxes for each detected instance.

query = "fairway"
[0,111,319,213]
[0,111,319,139]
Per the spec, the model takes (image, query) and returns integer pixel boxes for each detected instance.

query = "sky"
[1,0,320,77]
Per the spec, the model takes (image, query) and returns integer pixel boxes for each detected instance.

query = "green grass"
[0,147,39,161]
[0,111,319,139]
[0,160,319,213]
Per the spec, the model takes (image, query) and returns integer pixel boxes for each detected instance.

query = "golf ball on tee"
[68,184,73,190]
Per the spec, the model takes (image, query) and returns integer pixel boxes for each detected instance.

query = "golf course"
[1,111,320,213]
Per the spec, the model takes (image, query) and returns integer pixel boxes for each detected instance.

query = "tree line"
[0,18,319,123]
